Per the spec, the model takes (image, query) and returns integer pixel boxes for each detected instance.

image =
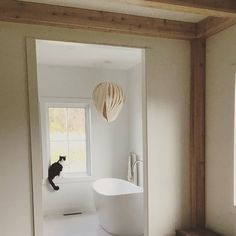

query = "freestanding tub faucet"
[131,160,143,180]
[131,160,143,174]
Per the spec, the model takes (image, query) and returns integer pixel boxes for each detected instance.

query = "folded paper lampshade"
[92,82,125,122]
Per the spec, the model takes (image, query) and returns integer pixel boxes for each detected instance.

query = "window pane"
[68,108,86,141]
[49,108,67,141]
[68,141,87,173]
[50,140,68,164]
[47,105,90,176]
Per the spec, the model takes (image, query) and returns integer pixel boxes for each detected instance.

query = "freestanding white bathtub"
[93,178,143,236]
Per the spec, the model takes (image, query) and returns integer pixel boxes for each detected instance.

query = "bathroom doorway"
[27,39,147,236]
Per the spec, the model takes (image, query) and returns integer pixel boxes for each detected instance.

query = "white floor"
[44,212,112,236]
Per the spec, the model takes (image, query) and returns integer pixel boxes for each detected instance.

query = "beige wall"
[146,43,190,236]
[206,25,236,236]
[0,21,190,236]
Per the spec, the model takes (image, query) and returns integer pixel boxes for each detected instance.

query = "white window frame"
[40,97,92,180]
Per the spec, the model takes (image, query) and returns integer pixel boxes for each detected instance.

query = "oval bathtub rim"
[93,178,143,197]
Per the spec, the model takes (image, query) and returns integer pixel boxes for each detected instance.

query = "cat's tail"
[48,177,59,191]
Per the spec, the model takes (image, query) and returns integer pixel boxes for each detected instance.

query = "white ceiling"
[21,0,206,23]
[36,40,142,70]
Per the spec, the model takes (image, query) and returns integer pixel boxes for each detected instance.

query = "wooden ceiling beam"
[1,1,236,40]
[197,16,236,38]
[0,0,197,40]
[121,0,236,18]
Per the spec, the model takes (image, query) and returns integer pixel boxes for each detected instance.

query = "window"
[40,98,91,178]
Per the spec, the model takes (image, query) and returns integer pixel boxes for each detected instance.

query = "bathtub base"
[102,227,144,236]
[93,178,144,236]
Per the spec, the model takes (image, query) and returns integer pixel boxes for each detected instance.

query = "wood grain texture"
[190,39,206,228]
[176,229,223,236]
[0,0,196,40]
[1,1,236,40]
[121,0,236,17]
[197,16,236,38]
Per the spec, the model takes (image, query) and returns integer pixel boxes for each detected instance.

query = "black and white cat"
[48,156,66,191]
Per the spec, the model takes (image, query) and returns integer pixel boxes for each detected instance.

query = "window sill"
[43,175,94,185]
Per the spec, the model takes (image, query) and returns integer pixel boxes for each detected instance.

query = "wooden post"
[190,39,206,228]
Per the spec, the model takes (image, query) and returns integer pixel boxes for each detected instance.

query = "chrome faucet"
[131,160,143,176]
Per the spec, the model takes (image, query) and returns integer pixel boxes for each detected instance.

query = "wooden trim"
[1,1,236,40]
[190,39,206,228]
[197,16,236,38]
[0,1,196,40]
[176,229,223,236]
[121,0,236,17]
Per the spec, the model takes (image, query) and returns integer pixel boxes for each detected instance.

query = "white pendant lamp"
[92,82,125,122]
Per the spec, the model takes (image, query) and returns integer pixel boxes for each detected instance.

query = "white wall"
[206,25,236,236]
[37,64,132,215]
[127,63,144,187]
[0,21,191,236]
